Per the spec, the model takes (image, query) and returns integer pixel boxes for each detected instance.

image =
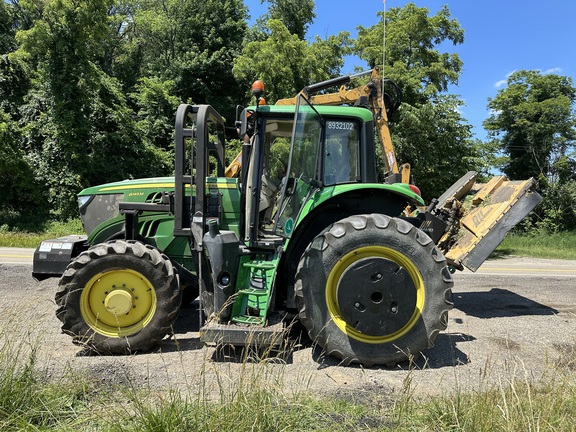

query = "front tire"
[295,214,453,367]
[55,240,182,353]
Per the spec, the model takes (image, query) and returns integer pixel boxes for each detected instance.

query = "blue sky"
[243,0,576,140]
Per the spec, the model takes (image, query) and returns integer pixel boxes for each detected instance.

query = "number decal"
[327,121,355,131]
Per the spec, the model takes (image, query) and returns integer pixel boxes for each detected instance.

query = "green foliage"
[233,19,349,103]
[0,2,17,54]
[14,0,113,218]
[535,178,576,232]
[0,54,29,115]
[12,0,176,219]
[355,3,464,104]
[484,70,576,180]
[131,0,248,121]
[354,3,478,199]
[259,0,316,40]
[496,229,576,260]
[484,70,576,231]
[130,77,180,151]
[0,109,48,216]
[391,95,480,200]
[0,215,83,247]
[0,0,253,221]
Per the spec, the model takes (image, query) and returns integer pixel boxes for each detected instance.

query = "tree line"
[1,1,574,231]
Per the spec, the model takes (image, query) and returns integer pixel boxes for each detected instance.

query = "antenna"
[382,0,387,89]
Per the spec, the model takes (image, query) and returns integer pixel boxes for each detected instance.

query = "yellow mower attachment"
[431,171,542,272]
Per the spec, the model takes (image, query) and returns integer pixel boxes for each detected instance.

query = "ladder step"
[231,316,264,325]
[238,288,268,296]
[243,261,275,270]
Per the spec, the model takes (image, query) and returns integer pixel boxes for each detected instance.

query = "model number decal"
[327,121,354,131]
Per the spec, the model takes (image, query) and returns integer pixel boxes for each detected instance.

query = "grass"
[495,230,576,260]
[1,325,575,431]
[0,218,84,248]
[0,324,382,431]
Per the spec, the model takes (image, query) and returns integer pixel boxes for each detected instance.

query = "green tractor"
[33,69,541,366]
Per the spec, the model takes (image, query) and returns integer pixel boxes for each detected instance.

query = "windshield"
[274,95,323,237]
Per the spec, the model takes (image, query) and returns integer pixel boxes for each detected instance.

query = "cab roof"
[248,104,374,123]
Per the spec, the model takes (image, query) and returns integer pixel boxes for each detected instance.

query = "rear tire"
[295,214,453,367]
[55,240,182,354]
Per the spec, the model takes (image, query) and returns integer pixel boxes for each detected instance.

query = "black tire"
[295,214,453,367]
[55,240,182,354]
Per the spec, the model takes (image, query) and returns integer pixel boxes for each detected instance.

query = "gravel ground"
[1,257,575,400]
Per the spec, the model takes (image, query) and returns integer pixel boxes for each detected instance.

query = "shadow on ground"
[454,288,558,318]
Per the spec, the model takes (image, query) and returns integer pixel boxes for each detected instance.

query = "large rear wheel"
[295,214,453,367]
[55,240,182,353]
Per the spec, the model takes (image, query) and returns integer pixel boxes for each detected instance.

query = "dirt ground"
[1,256,575,400]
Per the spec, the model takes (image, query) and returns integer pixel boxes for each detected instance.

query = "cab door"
[274,95,324,237]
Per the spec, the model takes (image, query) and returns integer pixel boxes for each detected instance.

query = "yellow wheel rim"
[325,246,425,344]
[80,269,157,337]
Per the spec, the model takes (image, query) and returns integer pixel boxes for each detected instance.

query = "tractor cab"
[239,94,385,249]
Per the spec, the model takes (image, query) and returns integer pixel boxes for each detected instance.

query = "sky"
[243,0,576,141]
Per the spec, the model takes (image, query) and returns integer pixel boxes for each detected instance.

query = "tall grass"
[0,328,93,430]
[0,317,381,431]
[395,368,576,431]
[496,230,576,260]
[0,217,84,248]
[1,320,575,431]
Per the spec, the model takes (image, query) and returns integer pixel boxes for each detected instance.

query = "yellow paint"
[478,267,576,273]
[325,245,425,344]
[80,269,157,337]
[98,182,235,192]
[99,183,177,191]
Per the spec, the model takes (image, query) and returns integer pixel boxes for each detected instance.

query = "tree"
[129,0,248,122]
[15,0,167,219]
[353,3,477,199]
[233,19,349,103]
[484,70,576,180]
[1,1,29,116]
[261,0,315,40]
[355,3,464,105]
[0,1,17,54]
[130,77,180,153]
[484,70,576,231]
[391,95,483,196]
[0,109,46,216]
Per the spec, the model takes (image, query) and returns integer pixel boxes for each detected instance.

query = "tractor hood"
[79,177,178,196]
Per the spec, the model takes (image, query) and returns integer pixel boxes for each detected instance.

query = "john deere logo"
[284,218,294,235]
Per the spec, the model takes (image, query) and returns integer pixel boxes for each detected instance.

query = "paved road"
[3,246,574,276]
[464,256,576,277]
[1,247,575,398]
[0,247,35,264]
